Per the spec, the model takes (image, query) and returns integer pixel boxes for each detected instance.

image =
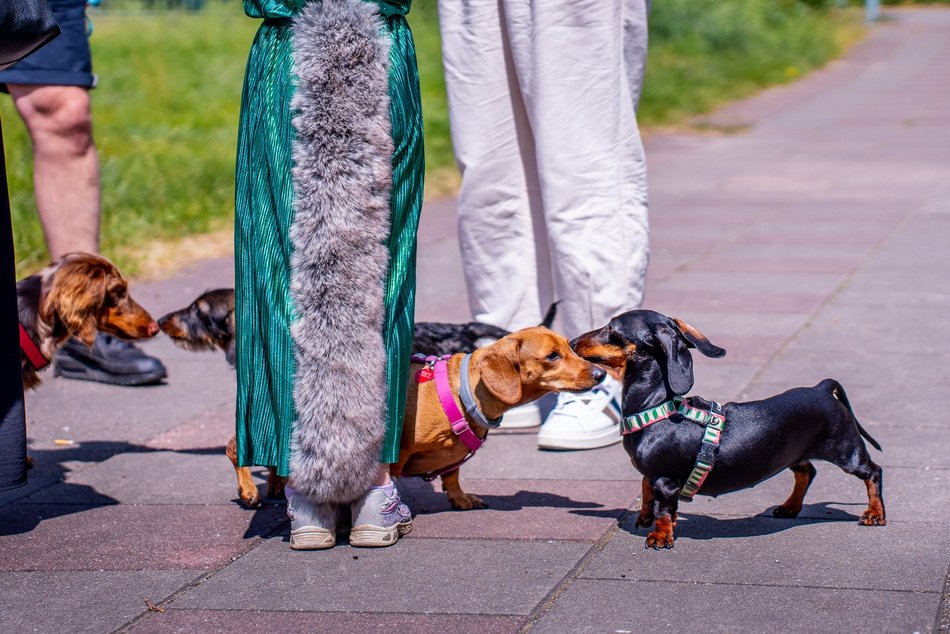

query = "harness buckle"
[696,439,719,465]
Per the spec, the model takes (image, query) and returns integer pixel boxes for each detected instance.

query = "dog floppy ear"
[43,264,107,347]
[225,338,237,367]
[672,318,725,358]
[654,322,694,396]
[475,337,522,405]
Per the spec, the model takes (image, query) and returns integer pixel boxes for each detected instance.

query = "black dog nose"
[569,337,579,350]
[591,367,606,383]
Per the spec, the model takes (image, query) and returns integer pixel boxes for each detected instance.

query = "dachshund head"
[158,288,236,366]
[40,253,159,347]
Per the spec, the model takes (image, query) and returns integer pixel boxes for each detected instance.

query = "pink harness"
[412,354,486,482]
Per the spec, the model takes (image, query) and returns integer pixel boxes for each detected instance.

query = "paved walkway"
[3,8,950,633]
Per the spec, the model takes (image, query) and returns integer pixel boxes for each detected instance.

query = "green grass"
[640,0,864,125]
[2,6,259,276]
[1,1,865,277]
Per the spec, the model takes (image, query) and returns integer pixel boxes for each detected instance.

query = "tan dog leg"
[226,435,260,508]
[441,469,486,510]
[773,462,816,518]
[635,476,655,527]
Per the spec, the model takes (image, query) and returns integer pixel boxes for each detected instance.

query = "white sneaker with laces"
[537,374,623,450]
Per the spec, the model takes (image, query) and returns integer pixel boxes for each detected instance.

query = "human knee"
[18,87,94,155]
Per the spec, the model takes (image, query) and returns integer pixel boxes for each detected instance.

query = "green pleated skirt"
[234,8,424,476]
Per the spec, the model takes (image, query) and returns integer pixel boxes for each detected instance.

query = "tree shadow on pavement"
[0,440,256,536]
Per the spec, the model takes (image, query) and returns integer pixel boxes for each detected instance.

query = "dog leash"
[410,353,499,482]
[622,395,725,502]
[19,323,49,370]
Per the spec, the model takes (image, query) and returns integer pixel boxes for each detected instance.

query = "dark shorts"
[0,0,96,91]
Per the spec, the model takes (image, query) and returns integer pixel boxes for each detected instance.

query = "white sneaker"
[537,375,623,450]
[499,400,543,428]
[287,490,337,550]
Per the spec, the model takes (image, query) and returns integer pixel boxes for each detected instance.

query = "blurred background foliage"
[0,0,882,276]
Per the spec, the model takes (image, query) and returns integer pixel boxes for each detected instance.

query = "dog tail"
[463,322,511,341]
[825,378,882,452]
[539,302,559,329]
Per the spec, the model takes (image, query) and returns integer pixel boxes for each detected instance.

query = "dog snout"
[591,367,606,383]
[147,321,160,337]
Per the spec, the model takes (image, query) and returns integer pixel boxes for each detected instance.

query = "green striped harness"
[622,396,726,502]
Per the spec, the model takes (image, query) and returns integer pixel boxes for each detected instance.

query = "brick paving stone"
[0,570,201,634]
[0,504,284,571]
[530,579,940,633]
[26,450,245,506]
[169,537,590,616]
[581,518,950,593]
[131,609,525,634]
[398,477,636,541]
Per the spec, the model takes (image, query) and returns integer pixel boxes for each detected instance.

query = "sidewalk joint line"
[578,576,941,596]
[110,517,290,634]
[520,504,640,632]
[934,560,950,633]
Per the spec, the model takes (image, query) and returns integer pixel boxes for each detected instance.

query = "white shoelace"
[553,380,618,415]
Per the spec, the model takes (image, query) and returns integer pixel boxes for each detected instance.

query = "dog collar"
[621,396,724,436]
[458,353,503,430]
[19,323,49,370]
[622,396,726,502]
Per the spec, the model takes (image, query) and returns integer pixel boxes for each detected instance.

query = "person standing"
[437,0,651,450]
[234,0,424,549]
[0,0,166,386]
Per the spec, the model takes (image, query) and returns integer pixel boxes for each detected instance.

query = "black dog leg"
[645,477,679,549]
[772,461,817,518]
[828,447,886,526]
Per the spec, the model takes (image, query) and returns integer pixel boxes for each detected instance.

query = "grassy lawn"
[2,1,865,278]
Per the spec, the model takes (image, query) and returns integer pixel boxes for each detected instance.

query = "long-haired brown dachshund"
[395,327,606,509]
[17,252,159,390]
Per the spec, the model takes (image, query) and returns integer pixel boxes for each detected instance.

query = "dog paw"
[645,531,674,550]
[239,490,261,509]
[449,493,487,510]
[858,509,886,526]
[772,504,801,519]
[635,509,655,528]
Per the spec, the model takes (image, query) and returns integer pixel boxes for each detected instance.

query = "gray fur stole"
[289,0,393,504]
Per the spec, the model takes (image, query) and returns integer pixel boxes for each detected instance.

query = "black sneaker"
[54,333,167,386]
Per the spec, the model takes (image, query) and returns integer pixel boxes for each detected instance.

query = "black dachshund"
[572,309,884,549]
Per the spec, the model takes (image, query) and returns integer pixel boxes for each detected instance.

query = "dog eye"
[546,351,561,362]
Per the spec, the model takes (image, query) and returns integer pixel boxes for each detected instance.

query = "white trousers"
[438,0,651,339]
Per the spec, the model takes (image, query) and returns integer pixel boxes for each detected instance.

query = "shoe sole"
[290,527,336,550]
[53,363,166,386]
[537,427,623,451]
[349,520,412,548]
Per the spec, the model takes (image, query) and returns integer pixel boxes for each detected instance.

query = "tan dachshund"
[393,326,606,510]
